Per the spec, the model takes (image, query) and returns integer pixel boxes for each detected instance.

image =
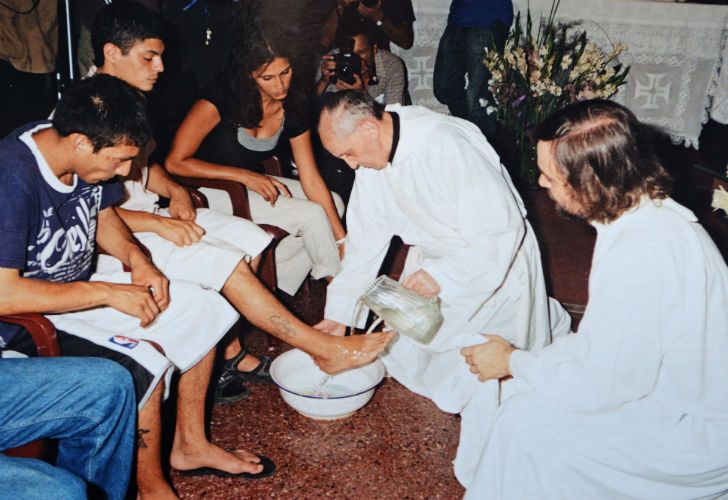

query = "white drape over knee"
[200,176,342,295]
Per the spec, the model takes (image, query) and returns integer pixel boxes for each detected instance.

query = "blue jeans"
[433,25,507,141]
[0,357,136,500]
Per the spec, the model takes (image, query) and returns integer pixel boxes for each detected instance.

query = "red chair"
[0,313,59,459]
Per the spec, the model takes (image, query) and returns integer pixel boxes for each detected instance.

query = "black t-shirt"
[196,79,312,174]
[372,0,416,50]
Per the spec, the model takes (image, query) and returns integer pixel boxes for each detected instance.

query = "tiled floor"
[168,190,596,500]
[171,281,465,499]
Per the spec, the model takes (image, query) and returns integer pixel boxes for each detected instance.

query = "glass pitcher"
[358,275,444,345]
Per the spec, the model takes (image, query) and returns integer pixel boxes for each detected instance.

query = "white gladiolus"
[712,185,728,216]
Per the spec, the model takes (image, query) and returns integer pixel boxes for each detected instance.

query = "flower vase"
[518,139,540,188]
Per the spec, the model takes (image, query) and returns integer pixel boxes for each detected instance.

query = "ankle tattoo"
[137,428,150,449]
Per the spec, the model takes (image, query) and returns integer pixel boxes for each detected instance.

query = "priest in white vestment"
[462,99,728,499]
[316,90,570,486]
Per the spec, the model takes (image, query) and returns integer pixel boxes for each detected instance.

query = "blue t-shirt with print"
[0,121,124,347]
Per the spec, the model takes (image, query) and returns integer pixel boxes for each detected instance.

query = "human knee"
[8,460,87,500]
[227,258,256,286]
[297,201,328,228]
[53,470,87,500]
[89,360,135,411]
[497,392,555,440]
[89,359,133,392]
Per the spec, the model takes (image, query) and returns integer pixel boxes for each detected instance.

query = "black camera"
[343,0,379,17]
[330,51,362,86]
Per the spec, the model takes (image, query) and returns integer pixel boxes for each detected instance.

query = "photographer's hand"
[316,55,336,96]
[320,55,336,84]
[357,0,384,23]
[336,73,365,91]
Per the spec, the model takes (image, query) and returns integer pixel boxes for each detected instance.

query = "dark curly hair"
[534,99,672,223]
[224,0,335,129]
[91,1,163,67]
[53,74,151,152]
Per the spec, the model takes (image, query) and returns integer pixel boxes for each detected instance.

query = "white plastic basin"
[270,348,385,420]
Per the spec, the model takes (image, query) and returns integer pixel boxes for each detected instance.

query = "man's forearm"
[96,207,150,269]
[116,207,163,234]
[147,163,187,200]
[0,276,113,315]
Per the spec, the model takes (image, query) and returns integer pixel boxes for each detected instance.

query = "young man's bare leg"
[169,349,264,474]
[222,254,266,372]
[137,383,178,500]
[221,261,393,373]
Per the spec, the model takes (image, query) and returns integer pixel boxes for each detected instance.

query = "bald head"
[318,90,392,170]
[318,90,384,137]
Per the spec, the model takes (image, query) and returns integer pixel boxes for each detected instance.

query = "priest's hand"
[314,318,347,337]
[402,269,440,298]
[461,335,515,381]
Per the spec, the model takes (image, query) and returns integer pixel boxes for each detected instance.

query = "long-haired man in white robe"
[316,90,570,486]
[462,99,728,498]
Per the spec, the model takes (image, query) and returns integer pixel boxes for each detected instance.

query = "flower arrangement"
[483,0,629,185]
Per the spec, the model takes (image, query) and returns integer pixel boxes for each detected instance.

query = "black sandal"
[214,369,251,404]
[224,349,273,385]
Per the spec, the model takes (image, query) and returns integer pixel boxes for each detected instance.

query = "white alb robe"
[325,105,570,485]
[465,198,728,499]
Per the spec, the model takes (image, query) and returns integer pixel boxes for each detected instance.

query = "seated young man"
[0,357,135,500]
[0,75,272,499]
[88,2,391,404]
[90,2,272,403]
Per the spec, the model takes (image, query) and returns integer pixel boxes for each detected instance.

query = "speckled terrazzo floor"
[171,279,465,499]
[167,190,596,499]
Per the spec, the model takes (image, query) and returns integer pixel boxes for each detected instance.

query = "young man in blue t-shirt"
[0,75,278,497]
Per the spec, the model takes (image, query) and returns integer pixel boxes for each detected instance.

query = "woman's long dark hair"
[225,0,334,129]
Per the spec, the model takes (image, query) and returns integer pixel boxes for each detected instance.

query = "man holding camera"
[336,0,415,50]
[317,18,407,105]
[315,14,408,204]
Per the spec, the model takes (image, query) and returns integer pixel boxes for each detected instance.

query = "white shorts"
[97,208,272,291]
[201,176,344,295]
[45,272,239,409]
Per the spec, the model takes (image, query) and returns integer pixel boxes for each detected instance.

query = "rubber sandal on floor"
[224,350,273,384]
[176,455,276,479]
[214,370,250,404]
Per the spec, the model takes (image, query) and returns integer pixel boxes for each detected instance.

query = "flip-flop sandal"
[224,349,273,384]
[176,455,276,479]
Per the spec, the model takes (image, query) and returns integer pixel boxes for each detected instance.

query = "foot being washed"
[312,319,394,373]
[313,330,394,374]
